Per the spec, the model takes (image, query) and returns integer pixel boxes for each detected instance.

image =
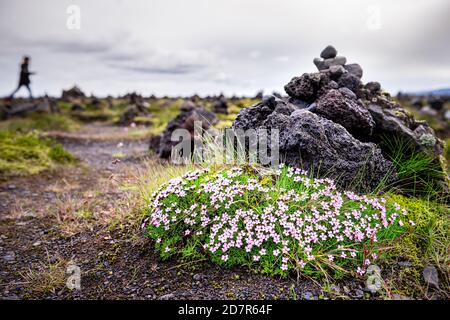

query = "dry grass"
[43,126,153,142]
[52,194,97,236]
[123,159,195,205]
[3,198,46,221]
[19,254,69,297]
[45,177,83,193]
[46,158,194,236]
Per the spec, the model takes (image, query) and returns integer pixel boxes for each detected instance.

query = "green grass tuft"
[380,135,448,198]
[0,131,76,178]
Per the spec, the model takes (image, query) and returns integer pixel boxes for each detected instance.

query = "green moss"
[217,113,237,121]
[48,143,76,163]
[57,101,72,110]
[384,193,449,293]
[0,112,80,132]
[0,131,76,178]
[140,98,255,136]
[228,104,242,114]
[213,120,233,130]
[71,108,120,122]
[133,116,153,125]
[147,99,184,135]
[236,98,260,109]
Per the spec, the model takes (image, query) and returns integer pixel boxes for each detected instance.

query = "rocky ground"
[2,122,448,300]
[0,122,342,300]
[2,117,449,300]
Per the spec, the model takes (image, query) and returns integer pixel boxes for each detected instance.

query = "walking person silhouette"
[10,56,35,99]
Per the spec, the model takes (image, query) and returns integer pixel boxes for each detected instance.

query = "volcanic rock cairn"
[313,45,363,84]
[155,100,217,159]
[213,97,229,114]
[232,45,447,193]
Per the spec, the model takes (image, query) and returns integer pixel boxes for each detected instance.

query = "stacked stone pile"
[232,45,447,192]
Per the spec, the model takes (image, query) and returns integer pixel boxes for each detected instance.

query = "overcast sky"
[0,0,449,97]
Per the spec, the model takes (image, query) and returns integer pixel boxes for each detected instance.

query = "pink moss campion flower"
[298,260,305,269]
[356,267,365,276]
[147,166,407,277]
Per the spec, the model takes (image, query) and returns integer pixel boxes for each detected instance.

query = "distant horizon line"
[3,86,450,99]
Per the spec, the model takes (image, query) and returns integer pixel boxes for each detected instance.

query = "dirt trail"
[0,123,363,300]
[46,122,150,170]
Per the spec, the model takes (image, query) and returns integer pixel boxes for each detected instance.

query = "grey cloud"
[114,63,204,75]
[100,45,221,76]
[0,0,449,96]
[0,33,115,55]
[38,39,112,54]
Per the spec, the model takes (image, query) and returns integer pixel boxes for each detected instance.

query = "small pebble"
[354,289,364,298]
[159,293,175,300]
[423,265,439,289]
